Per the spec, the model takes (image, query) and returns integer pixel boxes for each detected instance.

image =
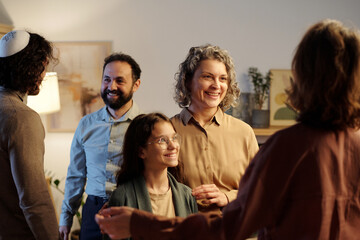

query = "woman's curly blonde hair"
[174,44,240,111]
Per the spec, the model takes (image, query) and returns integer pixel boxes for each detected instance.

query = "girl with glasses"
[103,112,198,239]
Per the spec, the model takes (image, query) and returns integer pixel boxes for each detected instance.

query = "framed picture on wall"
[47,42,112,132]
[269,69,297,126]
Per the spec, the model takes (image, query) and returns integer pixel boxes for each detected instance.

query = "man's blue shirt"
[60,102,141,226]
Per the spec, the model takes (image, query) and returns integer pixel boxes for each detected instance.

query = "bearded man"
[59,53,142,240]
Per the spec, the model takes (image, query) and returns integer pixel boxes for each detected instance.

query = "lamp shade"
[27,72,61,114]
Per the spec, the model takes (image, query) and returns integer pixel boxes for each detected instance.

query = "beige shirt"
[149,188,176,218]
[171,108,259,212]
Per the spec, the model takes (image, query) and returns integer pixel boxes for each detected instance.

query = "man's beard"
[101,89,133,110]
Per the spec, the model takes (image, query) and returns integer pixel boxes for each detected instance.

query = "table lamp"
[27,72,61,114]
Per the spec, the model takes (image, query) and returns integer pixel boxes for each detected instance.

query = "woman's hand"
[192,184,229,207]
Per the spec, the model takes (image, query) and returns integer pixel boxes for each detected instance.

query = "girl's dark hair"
[0,32,55,94]
[288,19,360,129]
[116,112,182,185]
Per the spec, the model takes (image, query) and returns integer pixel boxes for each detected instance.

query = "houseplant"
[247,67,272,128]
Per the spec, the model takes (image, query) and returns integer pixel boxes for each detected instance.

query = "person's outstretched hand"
[95,206,134,239]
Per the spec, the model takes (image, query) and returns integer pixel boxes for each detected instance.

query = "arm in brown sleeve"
[131,210,223,240]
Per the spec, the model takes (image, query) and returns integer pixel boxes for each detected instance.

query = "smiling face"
[139,121,179,172]
[100,60,140,110]
[188,59,228,113]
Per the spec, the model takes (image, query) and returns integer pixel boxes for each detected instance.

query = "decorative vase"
[251,109,270,128]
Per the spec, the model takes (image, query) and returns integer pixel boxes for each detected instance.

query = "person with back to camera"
[170,44,259,213]
[103,112,198,239]
[59,53,142,240]
[0,30,60,239]
[96,19,360,239]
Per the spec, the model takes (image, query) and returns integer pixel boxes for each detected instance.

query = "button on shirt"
[171,108,259,212]
[60,102,141,226]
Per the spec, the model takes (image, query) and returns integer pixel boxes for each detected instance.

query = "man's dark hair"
[103,52,141,82]
[0,32,55,94]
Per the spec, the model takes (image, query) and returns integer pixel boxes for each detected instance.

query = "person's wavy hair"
[174,44,240,111]
[116,112,182,185]
[0,31,55,94]
[287,19,360,130]
[103,52,141,83]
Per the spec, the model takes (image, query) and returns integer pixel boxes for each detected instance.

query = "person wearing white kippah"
[0,30,60,240]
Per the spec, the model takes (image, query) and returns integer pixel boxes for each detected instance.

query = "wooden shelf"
[0,23,13,38]
[253,125,288,136]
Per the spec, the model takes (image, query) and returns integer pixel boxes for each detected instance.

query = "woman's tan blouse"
[171,108,259,212]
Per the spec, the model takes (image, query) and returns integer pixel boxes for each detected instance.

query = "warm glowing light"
[27,72,61,114]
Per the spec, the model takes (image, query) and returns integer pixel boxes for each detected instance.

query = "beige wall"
[2,0,360,223]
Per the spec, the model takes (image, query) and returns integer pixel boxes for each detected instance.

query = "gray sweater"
[0,87,59,240]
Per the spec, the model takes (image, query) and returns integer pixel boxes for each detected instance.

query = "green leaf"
[54,179,60,187]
